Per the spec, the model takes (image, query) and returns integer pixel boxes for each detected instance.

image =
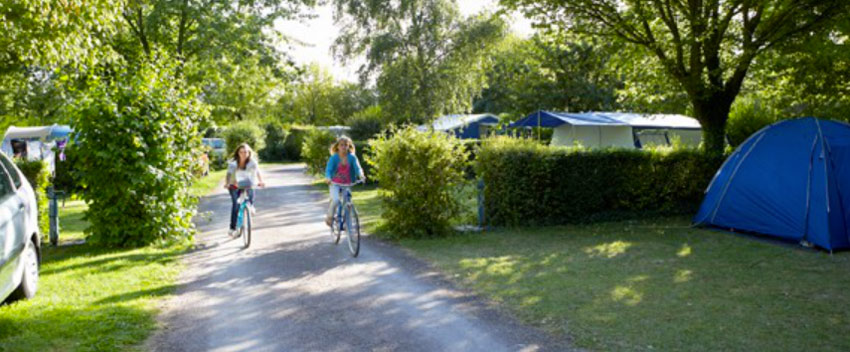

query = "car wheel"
[9,239,39,301]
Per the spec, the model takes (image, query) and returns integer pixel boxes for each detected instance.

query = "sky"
[274,0,534,82]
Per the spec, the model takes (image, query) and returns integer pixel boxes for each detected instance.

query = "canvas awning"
[509,111,701,129]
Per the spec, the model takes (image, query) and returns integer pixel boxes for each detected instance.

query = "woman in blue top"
[325,136,365,226]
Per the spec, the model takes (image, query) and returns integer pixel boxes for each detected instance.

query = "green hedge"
[475,137,724,226]
[301,129,337,176]
[283,126,314,161]
[14,159,49,237]
[223,121,265,156]
[369,126,468,238]
[259,122,288,162]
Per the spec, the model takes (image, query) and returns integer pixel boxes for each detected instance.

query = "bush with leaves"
[223,121,265,156]
[283,125,313,161]
[726,97,779,147]
[69,64,208,247]
[301,128,337,176]
[52,143,81,194]
[14,159,49,237]
[369,126,468,238]
[259,122,288,161]
[348,106,384,141]
[475,137,724,226]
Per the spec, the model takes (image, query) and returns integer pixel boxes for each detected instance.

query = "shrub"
[283,125,314,161]
[259,122,288,162]
[368,126,468,238]
[475,137,725,227]
[727,97,779,147]
[301,128,337,176]
[353,140,375,184]
[69,64,208,247]
[209,151,228,171]
[348,106,384,141]
[52,143,81,194]
[223,121,265,156]
[14,159,49,237]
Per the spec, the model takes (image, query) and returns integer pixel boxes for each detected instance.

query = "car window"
[0,155,22,189]
[0,162,13,198]
[213,140,224,148]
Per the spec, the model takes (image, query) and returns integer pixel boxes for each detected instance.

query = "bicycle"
[330,179,364,257]
[233,186,254,249]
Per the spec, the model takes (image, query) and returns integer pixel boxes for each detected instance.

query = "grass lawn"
[0,242,184,351]
[190,168,228,198]
[355,190,850,351]
[0,169,235,350]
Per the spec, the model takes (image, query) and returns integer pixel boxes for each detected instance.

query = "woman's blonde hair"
[231,143,255,169]
[329,136,356,155]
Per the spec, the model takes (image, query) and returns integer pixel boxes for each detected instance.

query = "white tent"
[510,111,702,149]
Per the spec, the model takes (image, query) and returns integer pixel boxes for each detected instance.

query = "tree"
[333,0,508,123]
[502,0,849,153]
[475,34,621,117]
[1,0,120,71]
[287,63,337,124]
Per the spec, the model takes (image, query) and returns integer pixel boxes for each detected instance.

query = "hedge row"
[475,137,724,226]
[14,159,50,237]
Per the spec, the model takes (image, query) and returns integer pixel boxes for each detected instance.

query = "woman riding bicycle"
[224,143,265,237]
[325,136,365,226]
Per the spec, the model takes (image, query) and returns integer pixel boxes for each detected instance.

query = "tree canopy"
[501,0,849,153]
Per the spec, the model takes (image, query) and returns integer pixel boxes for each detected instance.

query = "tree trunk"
[692,92,734,155]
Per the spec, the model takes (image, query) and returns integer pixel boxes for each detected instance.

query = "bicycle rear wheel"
[345,205,360,257]
[242,206,251,248]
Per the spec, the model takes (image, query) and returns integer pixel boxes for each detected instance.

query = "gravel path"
[147,164,572,352]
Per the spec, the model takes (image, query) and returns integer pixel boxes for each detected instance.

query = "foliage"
[13,159,49,237]
[259,122,288,162]
[333,1,508,123]
[68,63,207,247]
[726,97,779,147]
[474,34,620,116]
[475,137,724,226]
[282,125,314,161]
[52,144,81,194]
[1,0,120,71]
[222,121,265,156]
[301,128,337,176]
[368,126,468,238]
[502,0,849,153]
[347,106,385,141]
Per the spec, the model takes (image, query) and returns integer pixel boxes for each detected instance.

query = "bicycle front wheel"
[345,205,360,257]
[242,206,251,248]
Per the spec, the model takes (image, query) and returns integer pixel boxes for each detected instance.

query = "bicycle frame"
[235,189,251,228]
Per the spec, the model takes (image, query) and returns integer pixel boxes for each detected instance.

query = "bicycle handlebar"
[329,179,365,187]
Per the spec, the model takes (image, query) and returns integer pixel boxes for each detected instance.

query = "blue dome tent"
[694,117,850,251]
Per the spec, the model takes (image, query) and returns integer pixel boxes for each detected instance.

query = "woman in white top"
[223,143,265,237]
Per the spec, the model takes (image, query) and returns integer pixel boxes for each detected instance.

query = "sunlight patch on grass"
[674,269,693,283]
[584,240,632,258]
[677,243,692,257]
[610,286,643,306]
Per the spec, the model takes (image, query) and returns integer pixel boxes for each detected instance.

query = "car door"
[0,161,21,298]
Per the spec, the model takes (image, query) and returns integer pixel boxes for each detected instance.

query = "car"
[0,152,41,303]
[201,138,227,156]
